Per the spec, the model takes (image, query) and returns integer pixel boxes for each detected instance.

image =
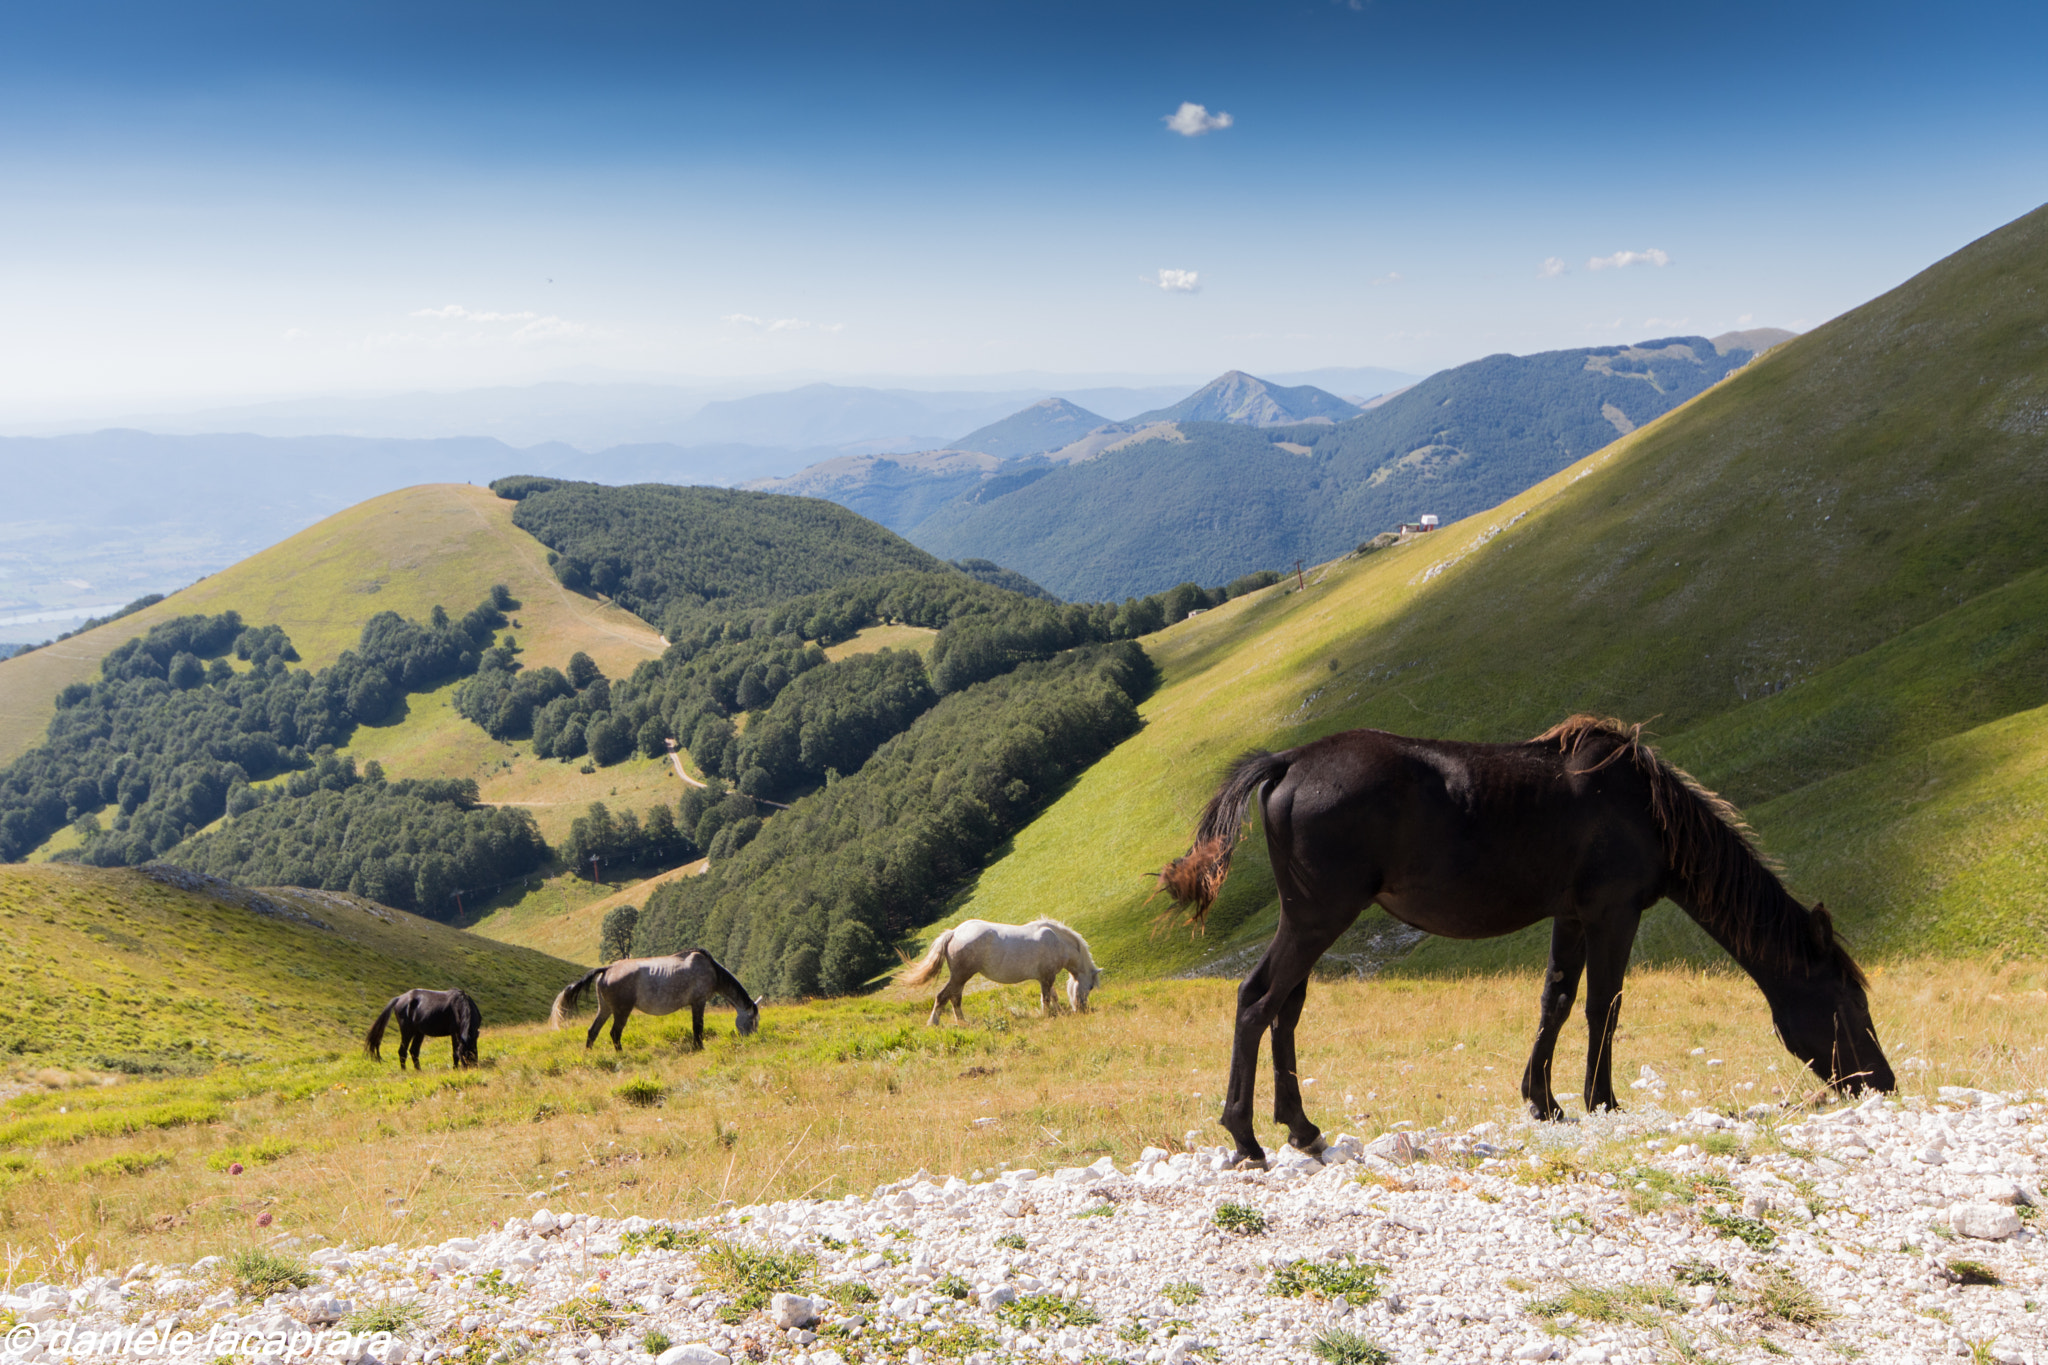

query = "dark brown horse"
[365,988,482,1069]
[1159,716,1894,1169]
[550,950,760,1051]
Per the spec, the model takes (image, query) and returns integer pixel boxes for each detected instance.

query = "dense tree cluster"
[632,642,1152,997]
[0,594,508,864]
[731,649,935,797]
[488,477,945,631]
[167,756,547,917]
[559,798,696,879]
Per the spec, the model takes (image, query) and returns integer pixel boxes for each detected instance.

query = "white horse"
[899,918,1102,1025]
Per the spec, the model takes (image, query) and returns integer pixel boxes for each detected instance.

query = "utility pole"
[589,854,603,886]
[1294,559,1306,590]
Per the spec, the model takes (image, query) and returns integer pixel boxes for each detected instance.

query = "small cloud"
[1737,312,1753,324]
[721,313,844,333]
[1537,257,1568,279]
[1153,269,1201,293]
[1164,102,1233,137]
[1642,317,1691,329]
[1369,271,1404,286]
[280,327,311,342]
[1587,248,1671,271]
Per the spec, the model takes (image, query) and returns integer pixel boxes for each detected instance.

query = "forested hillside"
[632,643,1152,994]
[0,593,512,868]
[492,477,947,632]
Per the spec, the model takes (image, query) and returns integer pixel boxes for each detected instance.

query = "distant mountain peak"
[1129,371,1363,428]
[954,396,1111,458]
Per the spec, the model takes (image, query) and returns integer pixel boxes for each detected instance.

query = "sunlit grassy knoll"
[475,752,688,849]
[0,863,578,1085]
[0,483,666,766]
[464,860,709,965]
[824,623,938,661]
[3,962,2040,1284]
[931,206,2048,979]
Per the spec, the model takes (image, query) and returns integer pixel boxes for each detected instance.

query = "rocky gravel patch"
[6,1087,2044,1365]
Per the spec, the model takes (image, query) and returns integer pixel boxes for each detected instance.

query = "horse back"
[1267,729,1667,932]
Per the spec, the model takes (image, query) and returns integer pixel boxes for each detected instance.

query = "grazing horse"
[550,950,760,1051]
[1158,716,1894,1170]
[900,918,1102,1025]
[365,989,481,1069]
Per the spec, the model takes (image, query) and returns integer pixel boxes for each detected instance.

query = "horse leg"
[1039,974,1057,1017]
[1580,910,1640,1112]
[1222,912,1355,1169]
[1269,977,1324,1154]
[1521,919,1588,1121]
[585,999,611,1050]
[692,1003,706,1051]
[406,1029,423,1071]
[609,1004,631,1052]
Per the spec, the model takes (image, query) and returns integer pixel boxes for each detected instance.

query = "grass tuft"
[1310,1328,1393,1365]
[343,1303,425,1335]
[1945,1259,2002,1286]
[1212,1201,1268,1235]
[226,1248,316,1298]
[998,1293,1102,1330]
[1701,1210,1777,1250]
[1160,1280,1202,1307]
[1752,1266,1832,1327]
[696,1240,817,1313]
[1526,1281,1686,1327]
[614,1079,666,1109]
[1268,1257,1384,1307]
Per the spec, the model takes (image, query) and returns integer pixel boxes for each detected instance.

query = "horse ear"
[1810,902,1835,951]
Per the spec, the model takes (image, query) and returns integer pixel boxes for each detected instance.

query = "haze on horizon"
[2,0,2045,419]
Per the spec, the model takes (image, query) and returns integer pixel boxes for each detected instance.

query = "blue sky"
[2,0,2044,406]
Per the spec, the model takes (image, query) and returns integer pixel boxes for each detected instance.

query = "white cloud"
[1153,268,1201,293]
[1537,257,1568,279]
[1370,271,1405,286]
[1587,248,1671,271]
[1164,102,1233,136]
[721,313,845,333]
[280,327,311,341]
[1642,316,1691,329]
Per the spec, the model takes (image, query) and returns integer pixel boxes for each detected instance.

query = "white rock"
[771,1293,819,1329]
[1949,1203,2022,1240]
[1511,1343,1559,1362]
[1981,1176,2025,1205]
[654,1347,728,1365]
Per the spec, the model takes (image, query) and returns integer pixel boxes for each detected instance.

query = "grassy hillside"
[0,862,579,1078]
[0,483,665,767]
[925,203,2048,976]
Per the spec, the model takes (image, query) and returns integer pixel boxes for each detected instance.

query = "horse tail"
[899,929,954,986]
[1158,749,1292,931]
[550,967,605,1028]
[365,998,398,1060]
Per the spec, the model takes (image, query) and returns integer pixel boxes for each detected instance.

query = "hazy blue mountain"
[740,450,1002,534]
[1125,371,1362,426]
[1262,366,1422,401]
[908,336,1766,600]
[954,398,1111,457]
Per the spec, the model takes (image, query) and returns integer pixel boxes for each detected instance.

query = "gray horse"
[900,917,1102,1025]
[550,949,761,1051]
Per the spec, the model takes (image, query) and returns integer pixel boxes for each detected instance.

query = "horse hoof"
[1290,1134,1329,1158]
[1232,1155,1268,1172]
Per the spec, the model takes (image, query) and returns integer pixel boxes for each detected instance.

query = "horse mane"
[454,990,482,1057]
[1027,917,1096,969]
[688,948,759,1011]
[1531,715,1866,988]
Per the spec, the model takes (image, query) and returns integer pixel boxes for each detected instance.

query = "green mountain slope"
[920,203,2048,976]
[910,336,1759,600]
[0,862,579,1074]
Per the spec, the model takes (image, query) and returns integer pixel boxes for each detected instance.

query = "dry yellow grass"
[4,960,2039,1283]
[0,484,665,766]
[824,623,938,661]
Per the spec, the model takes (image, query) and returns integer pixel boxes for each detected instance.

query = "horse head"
[736,995,763,1036]
[1067,964,1103,1013]
[1761,903,1895,1095]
